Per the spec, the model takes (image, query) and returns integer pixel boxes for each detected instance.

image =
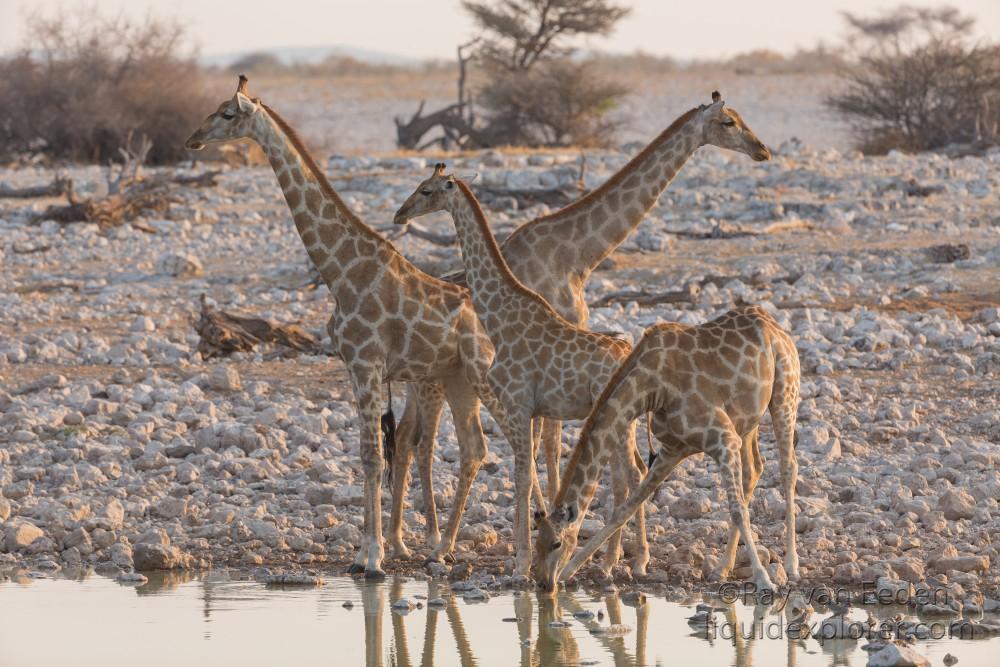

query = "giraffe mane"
[260,102,401,251]
[554,327,658,506]
[524,107,700,229]
[454,180,583,329]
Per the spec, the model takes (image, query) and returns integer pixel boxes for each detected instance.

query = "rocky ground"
[1,132,999,616]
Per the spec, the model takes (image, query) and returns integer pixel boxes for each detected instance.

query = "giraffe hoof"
[391,544,412,560]
[346,563,365,575]
[423,555,443,566]
[708,567,731,583]
[364,567,387,580]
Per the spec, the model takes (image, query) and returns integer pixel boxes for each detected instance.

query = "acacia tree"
[463,0,630,71]
[396,0,631,149]
[827,5,1000,153]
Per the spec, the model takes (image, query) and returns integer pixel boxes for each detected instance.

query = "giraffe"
[532,305,800,594]
[185,76,508,578]
[394,91,770,519]
[393,166,649,577]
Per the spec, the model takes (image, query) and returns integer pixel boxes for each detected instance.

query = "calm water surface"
[0,570,996,666]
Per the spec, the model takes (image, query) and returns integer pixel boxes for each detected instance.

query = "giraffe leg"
[388,386,419,559]
[712,426,762,582]
[350,371,387,579]
[623,421,649,577]
[427,375,488,564]
[541,419,562,505]
[599,438,629,576]
[510,411,537,577]
[414,383,446,551]
[563,446,685,580]
[716,425,773,593]
[530,419,546,508]
[771,387,800,580]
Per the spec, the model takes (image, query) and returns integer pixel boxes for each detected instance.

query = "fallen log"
[590,273,801,308]
[195,294,324,358]
[668,218,813,239]
[0,176,71,199]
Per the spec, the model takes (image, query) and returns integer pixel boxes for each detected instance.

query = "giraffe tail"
[381,407,396,484]
[381,381,397,485]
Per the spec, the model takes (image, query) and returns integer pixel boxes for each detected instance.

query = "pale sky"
[1,0,998,61]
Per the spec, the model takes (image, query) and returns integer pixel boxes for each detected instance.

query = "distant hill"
[200,45,420,68]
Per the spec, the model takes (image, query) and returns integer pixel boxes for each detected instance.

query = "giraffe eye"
[221,112,236,121]
[550,540,562,552]
[722,120,736,128]
[420,189,432,196]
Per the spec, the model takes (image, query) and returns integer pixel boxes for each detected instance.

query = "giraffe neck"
[447,181,554,335]
[556,340,655,531]
[520,108,703,275]
[251,105,395,300]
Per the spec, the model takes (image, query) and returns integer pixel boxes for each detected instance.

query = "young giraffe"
[533,305,800,594]
[395,91,770,516]
[394,166,649,577]
[185,76,508,578]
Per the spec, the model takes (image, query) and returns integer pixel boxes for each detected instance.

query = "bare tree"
[827,5,1000,153]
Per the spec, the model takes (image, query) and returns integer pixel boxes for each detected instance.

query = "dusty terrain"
[1,76,999,620]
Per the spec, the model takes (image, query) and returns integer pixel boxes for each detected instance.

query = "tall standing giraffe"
[185,76,508,578]
[393,92,771,519]
[394,166,649,577]
[533,305,800,594]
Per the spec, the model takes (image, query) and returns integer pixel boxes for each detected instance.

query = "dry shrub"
[479,60,625,147]
[827,5,1000,153]
[0,10,213,164]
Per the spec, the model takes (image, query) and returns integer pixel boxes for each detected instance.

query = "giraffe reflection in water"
[177,574,813,667]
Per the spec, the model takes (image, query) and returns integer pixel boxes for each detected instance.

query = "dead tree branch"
[195,294,323,358]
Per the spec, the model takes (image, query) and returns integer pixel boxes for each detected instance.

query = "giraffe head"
[393,163,459,225]
[698,91,771,161]
[532,507,577,594]
[185,75,262,150]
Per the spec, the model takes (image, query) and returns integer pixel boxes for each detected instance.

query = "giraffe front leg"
[623,421,649,577]
[427,377,487,564]
[389,388,419,559]
[541,419,562,505]
[353,372,387,579]
[414,382,446,552]
[563,447,684,580]
[711,427,761,582]
[717,428,773,594]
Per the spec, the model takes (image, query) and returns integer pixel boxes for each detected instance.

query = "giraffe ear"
[235,92,257,114]
[458,172,480,184]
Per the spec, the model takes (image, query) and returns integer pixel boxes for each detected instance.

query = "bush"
[478,60,625,146]
[0,11,213,164]
[827,5,1000,153]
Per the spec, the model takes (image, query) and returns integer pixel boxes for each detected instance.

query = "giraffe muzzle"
[752,144,772,162]
[392,212,411,226]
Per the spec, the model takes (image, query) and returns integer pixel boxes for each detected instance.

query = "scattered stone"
[259,572,324,586]
[866,642,930,667]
